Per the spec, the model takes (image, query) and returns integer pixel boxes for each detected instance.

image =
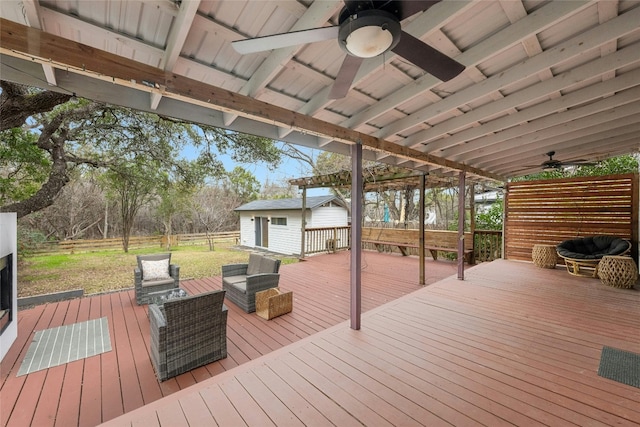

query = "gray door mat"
[18,317,111,376]
[597,346,640,388]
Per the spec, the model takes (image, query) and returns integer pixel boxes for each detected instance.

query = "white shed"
[235,196,348,256]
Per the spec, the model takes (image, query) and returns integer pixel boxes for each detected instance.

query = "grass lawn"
[18,242,298,298]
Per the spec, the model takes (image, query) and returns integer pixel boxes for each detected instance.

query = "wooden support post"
[458,171,466,280]
[300,187,307,259]
[350,142,363,330]
[419,174,426,285]
[469,183,476,265]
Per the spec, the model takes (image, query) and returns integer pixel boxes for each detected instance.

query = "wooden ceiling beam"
[342,0,590,132]
[394,2,639,148]
[0,18,504,182]
[436,68,640,158]
[417,43,640,154]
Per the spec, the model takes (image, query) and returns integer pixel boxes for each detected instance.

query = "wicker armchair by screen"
[556,236,631,278]
[134,253,180,305]
[149,290,227,381]
[222,253,281,313]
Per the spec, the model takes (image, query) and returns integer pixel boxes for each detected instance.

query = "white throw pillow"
[141,259,170,280]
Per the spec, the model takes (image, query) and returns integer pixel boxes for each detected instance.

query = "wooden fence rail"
[33,232,240,254]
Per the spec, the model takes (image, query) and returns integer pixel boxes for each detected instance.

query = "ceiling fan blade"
[232,26,339,54]
[562,160,597,166]
[392,31,465,82]
[396,0,442,20]
[329,55,364,99]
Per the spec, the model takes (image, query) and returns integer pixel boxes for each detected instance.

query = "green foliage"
[0,128,49,203]
[225,166,261,203]
[569,155,638,176]
[476,198,503,230]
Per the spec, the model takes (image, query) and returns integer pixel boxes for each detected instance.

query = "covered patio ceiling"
[1,0,639,182]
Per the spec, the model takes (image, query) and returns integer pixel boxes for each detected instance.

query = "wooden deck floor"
[101,258,640,426]
[1,251,458,427]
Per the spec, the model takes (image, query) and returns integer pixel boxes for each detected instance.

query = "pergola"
[290,165,488,325]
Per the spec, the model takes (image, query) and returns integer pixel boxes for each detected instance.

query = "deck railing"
[474,230,503,262]
[304,226,351,255]
[304,226,503,262]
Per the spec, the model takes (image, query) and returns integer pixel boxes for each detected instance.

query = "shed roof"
[235,195,344,212]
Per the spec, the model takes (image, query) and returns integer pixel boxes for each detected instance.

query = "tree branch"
[0,80,72,130]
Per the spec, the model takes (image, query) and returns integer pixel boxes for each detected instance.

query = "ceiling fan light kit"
[339,10,401,58]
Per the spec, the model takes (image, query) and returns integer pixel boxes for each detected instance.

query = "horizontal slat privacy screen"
[504,173,638,262]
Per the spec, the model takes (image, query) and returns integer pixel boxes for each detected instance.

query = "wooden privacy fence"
[505,173,638,262]
[36,232,240,254]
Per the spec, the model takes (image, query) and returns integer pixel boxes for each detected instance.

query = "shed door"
[255,216,269,247]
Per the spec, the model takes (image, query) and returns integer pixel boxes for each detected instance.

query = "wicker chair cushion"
[556,236,630,260]
[246,253,263,276]
[137,253,171,276]
[141,259,171,280]
[141,277,176,287]
[260,256,280,273]
[223,275,247,291]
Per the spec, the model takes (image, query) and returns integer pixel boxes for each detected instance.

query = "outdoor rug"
[597,346,640,388]
[17,317,111,376]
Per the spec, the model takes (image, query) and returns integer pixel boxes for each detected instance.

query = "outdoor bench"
[361,227,475,264]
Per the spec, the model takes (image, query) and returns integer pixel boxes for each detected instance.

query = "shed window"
[271,217,287,226]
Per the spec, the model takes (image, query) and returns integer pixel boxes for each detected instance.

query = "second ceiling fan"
[232,0,465,99]
[537,151,597,171]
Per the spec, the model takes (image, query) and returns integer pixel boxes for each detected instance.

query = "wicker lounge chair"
[149,290,227,381]
[222,253,281,313]
[556,236,631,277]
[134,253,180,305]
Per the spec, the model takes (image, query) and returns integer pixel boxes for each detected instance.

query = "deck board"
[96,257,640,427]
[4,254,640,426]
[2,251,450,426]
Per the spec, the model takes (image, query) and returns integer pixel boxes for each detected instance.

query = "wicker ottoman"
[598,256,638,289]
[256,288,293,320]
[532,244,557,269]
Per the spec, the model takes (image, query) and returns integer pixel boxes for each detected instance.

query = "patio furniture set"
[532,236,637,289]
[134,252,291,381]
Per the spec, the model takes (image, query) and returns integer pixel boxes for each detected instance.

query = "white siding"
[238,205,348,256]
[268,212,302,256]
[238,213,256,248]
[308,206,348,228]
